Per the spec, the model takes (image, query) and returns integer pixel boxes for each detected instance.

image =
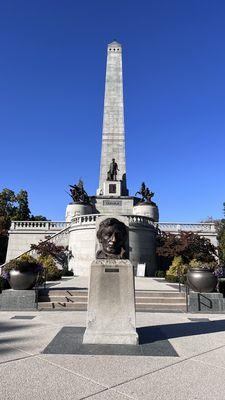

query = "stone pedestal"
[0,289,37,311]
[83,259,138,345]
[65,203,93,222]
[189,292,225,312]
[103,181,122,196]
[133,202,159,222]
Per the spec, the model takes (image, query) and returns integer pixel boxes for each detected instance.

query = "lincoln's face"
[100,224,124,255]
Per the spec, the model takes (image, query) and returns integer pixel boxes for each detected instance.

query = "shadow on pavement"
[137,319,225,344]
[0,321,35,354]
[43,326,179,357]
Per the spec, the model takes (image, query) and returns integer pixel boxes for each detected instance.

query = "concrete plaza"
[1,278,225,399]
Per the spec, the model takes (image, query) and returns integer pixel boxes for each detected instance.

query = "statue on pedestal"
[96,218,128,259]
[107,158,119,181]
[135,182,155,203]
[69,179,90,204]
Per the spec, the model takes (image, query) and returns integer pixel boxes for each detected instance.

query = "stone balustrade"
[128,215,155,227]
[10,221,70,231]
[3,217,217,271]
[72,215,98,226]
[157,222,216,233]
[10,218,216,233]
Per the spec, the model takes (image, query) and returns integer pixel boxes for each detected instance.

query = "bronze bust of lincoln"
[96,218,128,259]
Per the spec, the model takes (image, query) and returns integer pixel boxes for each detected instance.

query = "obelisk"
[98,41,128,196]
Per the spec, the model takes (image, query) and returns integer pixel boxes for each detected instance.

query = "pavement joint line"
[33,355,109,389]
[78,387,137,400]
[0,354,36,366]
[95,342,225,392]
[6,335,225,395]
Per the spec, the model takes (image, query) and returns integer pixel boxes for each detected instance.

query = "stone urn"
[187,268,217,293]
[9,270,38,290]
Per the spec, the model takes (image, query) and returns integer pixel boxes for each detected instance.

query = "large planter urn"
[187,268,217,293]
[9,270,37,290]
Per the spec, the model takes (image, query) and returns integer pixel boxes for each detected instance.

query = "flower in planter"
[213,266,224,278]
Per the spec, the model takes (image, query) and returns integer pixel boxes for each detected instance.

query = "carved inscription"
[105,268,119,273]
[103,200,122,206]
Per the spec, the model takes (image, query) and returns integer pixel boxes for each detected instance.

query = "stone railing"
[157,222,216,233]
[72,215,98,226]
[10,221,70,231]
[1,225,70,272]
[71,214,156,228]
[128,215,155,227]
[9,219,216,233]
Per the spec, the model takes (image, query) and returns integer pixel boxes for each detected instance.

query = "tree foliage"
[0,188,47,264]
[31,241,69,266]
[156,230,217,270]
[216,202,225,265]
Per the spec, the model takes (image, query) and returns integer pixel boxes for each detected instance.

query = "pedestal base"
[0,289,36,311]
[83,259,138,345]
[189,292,225,312]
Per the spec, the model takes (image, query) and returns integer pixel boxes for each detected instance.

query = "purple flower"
[1,271,10,281]
[213,267,224,278]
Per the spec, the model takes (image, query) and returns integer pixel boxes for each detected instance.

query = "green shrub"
[4,254,42,274]
[189,259,218,270]
[155,270,166,278]
[189,259,202,268]
[38,255,62,281]
[166,256,187,277]
[165,274,187,284]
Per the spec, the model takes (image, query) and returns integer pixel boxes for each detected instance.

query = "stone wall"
[5,221,70,262]
[4,218,218,277]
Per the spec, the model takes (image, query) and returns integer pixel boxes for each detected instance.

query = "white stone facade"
[4,217,218,277]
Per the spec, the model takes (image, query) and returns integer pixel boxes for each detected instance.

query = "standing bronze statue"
[107,158,119,181]
[135,182,155,203]
[96,218,128,259]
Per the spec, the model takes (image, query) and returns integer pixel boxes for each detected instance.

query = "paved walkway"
[1,278,225,399]
[47,276,180,291]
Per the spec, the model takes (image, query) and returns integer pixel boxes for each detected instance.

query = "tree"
[31,241,72,274]
[216,202,225,265]
[156,230,217,270]
[30,241,66,262]
[0,188,47,264]
[13,190,31,221]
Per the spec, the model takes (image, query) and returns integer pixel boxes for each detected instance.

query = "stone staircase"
[37,288,186,312]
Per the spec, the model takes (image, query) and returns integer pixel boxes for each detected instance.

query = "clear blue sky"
[1,0,225,222]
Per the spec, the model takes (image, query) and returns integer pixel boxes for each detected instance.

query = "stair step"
[38,289,185,298]
[38,296,185,305]
[38,295,88,303]
[38,302,87,311]
[135,291,185,298]
[37,288,186,312]
[136,297,185,304]
[38,289,88,296]
[38,302,186,312]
